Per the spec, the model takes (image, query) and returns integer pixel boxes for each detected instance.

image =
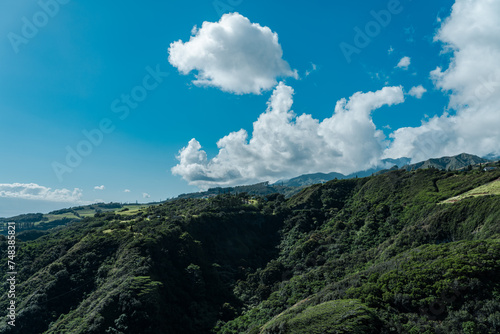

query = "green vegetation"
[260,299,379,334]
[0,203,156,236]
[1,169,499,333]
[442,178,500,203]
[176,182,302,200]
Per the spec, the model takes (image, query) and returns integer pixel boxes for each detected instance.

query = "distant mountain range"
[400,152,489,171]
[483,153,500,161]
[174,153,495,200]
[276,157,412,187]
[280,153,494,188]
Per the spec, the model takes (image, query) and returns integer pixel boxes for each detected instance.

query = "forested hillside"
[1,168,499,333]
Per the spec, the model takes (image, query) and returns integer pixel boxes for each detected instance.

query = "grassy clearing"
[76,208,119,217]
[442,178,500,204]
[249,199,260,206]
[116,205,150,216]
[44,213,80,222]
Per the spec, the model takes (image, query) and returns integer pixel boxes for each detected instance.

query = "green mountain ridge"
[174,153,495,201]
[400,153,490,172]
[1,166,500,333]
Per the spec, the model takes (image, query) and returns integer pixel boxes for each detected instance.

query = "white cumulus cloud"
[385,0,500,162]
[396,56,411,70]
[408,85,427,99]
[0,183,83,202]
[94,185,105,191]
[124,189,131,193]
[168,12,297,94]
[172,83,405,189]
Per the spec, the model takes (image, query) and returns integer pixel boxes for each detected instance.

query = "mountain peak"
[401,153,488,171]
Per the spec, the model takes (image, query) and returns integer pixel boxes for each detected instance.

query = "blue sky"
[1,0,499,217]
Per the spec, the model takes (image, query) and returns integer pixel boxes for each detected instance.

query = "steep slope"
[441,177,500,203]
[0,196,283,334]
[219,168,500,333]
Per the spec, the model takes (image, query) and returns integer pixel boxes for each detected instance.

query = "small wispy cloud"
[396,56,411,70]
[0,183,83,202]
[94,185,105,191]
[143,193,151,199]
[305,63,317,77]
[404,26,415,43]
[388,46,394,55]
[124,189,131,193]
[408,85,427,99]
[190,25,198,35]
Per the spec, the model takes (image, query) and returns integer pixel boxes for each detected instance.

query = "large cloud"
[0,183,83,202]
[168,13,297,94]
[172,83,404,189]
[385,0,500,162]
